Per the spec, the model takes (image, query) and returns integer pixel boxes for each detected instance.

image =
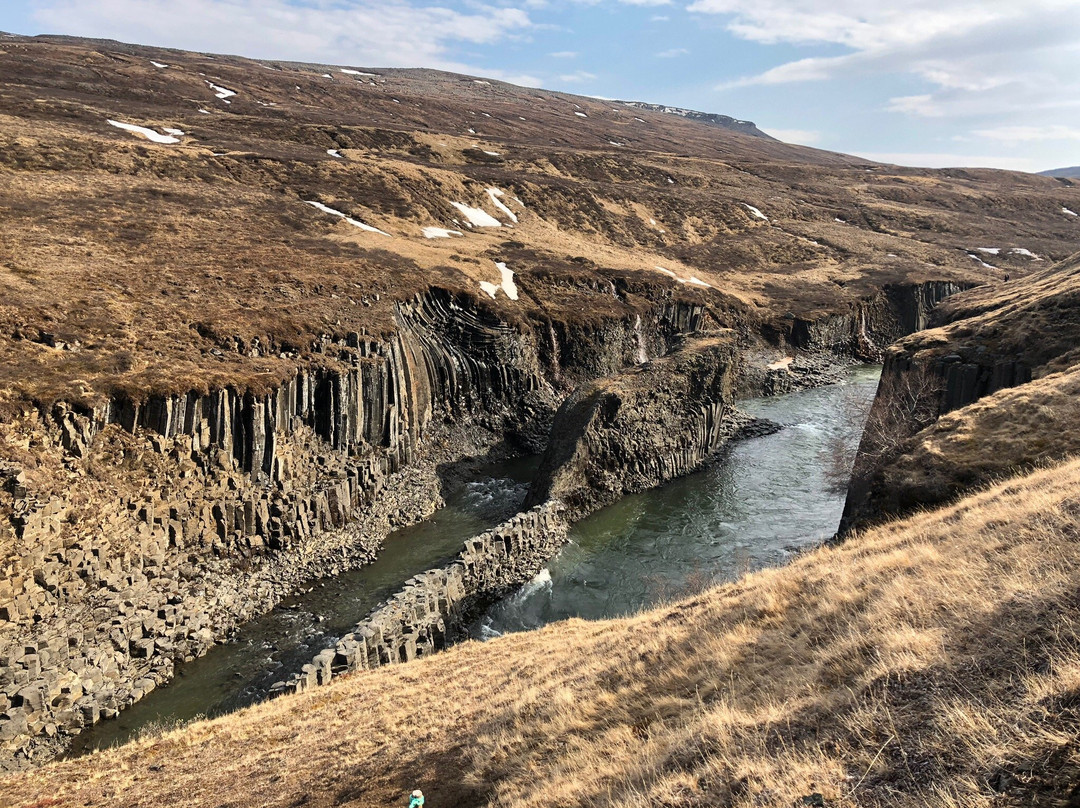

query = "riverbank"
[6,456,1077,808]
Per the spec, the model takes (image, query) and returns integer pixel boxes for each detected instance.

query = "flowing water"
[474,364,881,636]
[67,365,879,754]
[66,455,538,756]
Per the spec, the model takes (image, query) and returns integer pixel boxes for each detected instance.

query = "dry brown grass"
[3,36,1080,414]
[4,458,1079,808]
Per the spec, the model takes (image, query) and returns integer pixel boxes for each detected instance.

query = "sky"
[2,0,1079,172]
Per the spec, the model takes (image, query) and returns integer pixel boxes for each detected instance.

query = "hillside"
[3,457,1078,807]
[2,34,1079,413]
[1039,166,1080,179]
[3,31,1080,773]
[842,251,1080,528]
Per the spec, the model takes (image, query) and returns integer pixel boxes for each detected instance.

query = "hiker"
[409,789,425,808]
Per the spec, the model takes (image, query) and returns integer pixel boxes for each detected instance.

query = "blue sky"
[3,0,1079,172]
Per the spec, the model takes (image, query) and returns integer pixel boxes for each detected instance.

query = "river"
[474,364,881,635]
[67,364,879,754]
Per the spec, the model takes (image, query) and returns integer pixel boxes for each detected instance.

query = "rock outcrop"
[840,253,1080,532]
[0,290,708,766]
[285,501,566,692]
[526,335,738,519]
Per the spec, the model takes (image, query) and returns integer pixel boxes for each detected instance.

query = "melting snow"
[653,266,712,288]
[608,141,623,147]
[1064,207,1078,216]
[474,80,490,85]
[327,149,343,158]
[150,61,168,68]
[834,217,847,223]
[574,111,587,118]
[198,109,211,114]
[451,202,502,228]
[967,253,997,270]
[743,204,768,221]
[467,128,476,134]
[107,120,180,144]
[422,227,464,239]
[322,73,333,79]
[304,201,390,236]
[976,247,1001,255]
[634,117,646,123]
[162,127,185,136]
[1010,248,1042,259]
[486,188,518,223]
[481,150,500,156]
[339,69,376,76]
[479,262,519,300]
[206,81,236,102]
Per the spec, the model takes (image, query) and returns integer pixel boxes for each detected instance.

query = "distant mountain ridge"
[1039,166,1080,178]
[616,100,773,139]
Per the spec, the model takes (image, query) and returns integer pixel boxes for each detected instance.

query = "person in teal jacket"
[409,789,425,808]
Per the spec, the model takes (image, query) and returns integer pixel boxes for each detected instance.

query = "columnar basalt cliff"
[841,254,1080,532]
[286,501,566,692]
[526,335,739,520]
[0,290,712,766]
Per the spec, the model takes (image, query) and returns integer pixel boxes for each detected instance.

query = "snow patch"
[967,253,997,270]
[834,217,847,223]
[1010,248,1042,259]
[976,247,1000,255]
[206,81,236,102]
[473,80,490,85]
[743,203,768,221]
[467,128,476,134]
[653,266,711,288]
[327,149,343,158]
[1064,207,1078,216]
[486,188,518,223]
[482,149,500,156]
[574,111,588,118]
[608,141,623,147]
[422,227,464,239]
[162,127,185,136]
[480,261,519,300]
[198,109,211,114]
[150,61,168,68]
[340,69,377,77]
[451,202,502,228]
[106,119,180,144]
[304,201,390,236]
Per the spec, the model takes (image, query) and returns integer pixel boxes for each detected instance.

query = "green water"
[66,365,879,754]
[65,455,538,756]
[474,364,881,635]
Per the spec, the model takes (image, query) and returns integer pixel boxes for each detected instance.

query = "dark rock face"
[788,281,970,361]
[0,290,706,765]
[526,335,738,520]
[285,501,566,692]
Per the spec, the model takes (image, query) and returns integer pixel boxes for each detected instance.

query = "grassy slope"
[4,459,1079,808]
[4,36,1080,413]
[852,252,1080,518]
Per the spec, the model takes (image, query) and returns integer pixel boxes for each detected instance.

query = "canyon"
[1,32,1079,796]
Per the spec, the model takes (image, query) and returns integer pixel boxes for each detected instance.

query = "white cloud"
[762,127,821,144]
[549,50,577,58]
[852,151,1040,172]
[696,0,1080,138]
[974,125,1080,143]
[656,47,689,58]
[558,70,598,83]
[650,14,670,20]
[33,0,532,73]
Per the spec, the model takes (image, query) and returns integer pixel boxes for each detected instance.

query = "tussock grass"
[4,459,1080,807]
